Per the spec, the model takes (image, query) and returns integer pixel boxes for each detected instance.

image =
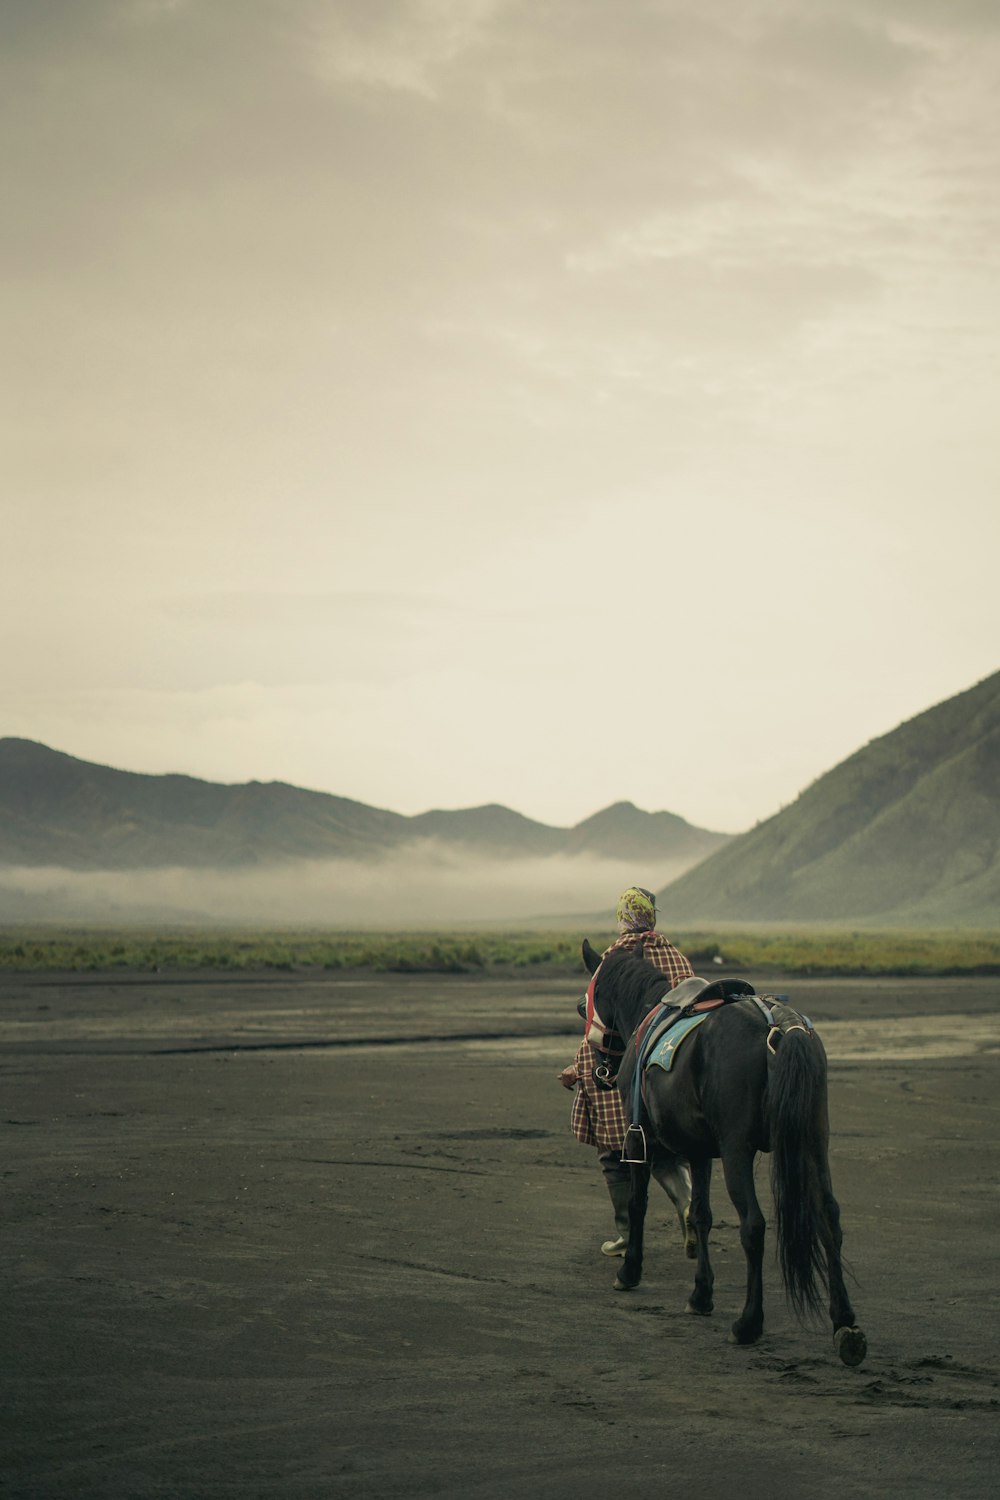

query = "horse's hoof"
[834,1326,867,1367]
[728,1326,761,1346]
[685,1300,713,1317]
[613,1276,638,1292]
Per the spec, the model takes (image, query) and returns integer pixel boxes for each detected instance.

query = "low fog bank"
[0,847,704,929]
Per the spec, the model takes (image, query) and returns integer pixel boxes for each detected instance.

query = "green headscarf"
[616,886,657,934]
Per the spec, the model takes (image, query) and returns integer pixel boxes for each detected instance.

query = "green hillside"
[659,670,1000,927]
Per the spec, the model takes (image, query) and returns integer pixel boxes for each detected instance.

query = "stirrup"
[622,1123,648,1164]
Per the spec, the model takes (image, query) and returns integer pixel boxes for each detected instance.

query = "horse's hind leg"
[820,1173,867,1367]
[685,1155,714,1317]
[614,1161,650,1292]
[651,1150,694,1252]
[721,1146,765,1345]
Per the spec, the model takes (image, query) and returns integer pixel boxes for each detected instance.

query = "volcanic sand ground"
[3,969,1000,1499]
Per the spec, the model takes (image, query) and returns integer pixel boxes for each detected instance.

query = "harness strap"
[764,999,815,1054]
[583,963,604,1035]
[751,994,775,1026]
[630,1001,681,1132]
[620,981,761,1163]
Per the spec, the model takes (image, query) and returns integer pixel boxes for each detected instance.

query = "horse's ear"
[634,938,645,963]
[582,938,602,975]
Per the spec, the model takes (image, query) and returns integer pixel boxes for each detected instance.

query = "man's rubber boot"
[600,1177,631,1256]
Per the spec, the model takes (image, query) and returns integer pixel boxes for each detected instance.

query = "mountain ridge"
[5,665,996,929]
[0,739,731,871]
[658,669,1000,927]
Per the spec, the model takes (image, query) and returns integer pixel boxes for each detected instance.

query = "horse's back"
[645,998,770,1158]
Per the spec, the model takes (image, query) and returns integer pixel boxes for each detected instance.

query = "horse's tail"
[768,1029,834,1318]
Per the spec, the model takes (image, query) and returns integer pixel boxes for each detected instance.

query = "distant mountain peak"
[0,738,729,874]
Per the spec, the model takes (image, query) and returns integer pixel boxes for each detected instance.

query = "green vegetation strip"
[1,929,998,976]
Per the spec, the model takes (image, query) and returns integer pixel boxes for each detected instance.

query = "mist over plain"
[0,844,697,929]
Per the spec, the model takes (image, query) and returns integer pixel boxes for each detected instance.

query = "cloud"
[0,848,695,928]
[305,0,507,99]
[3,589,546,696]
[3,0,999,838]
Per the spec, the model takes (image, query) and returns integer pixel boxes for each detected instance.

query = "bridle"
[593,1032,627,1087]
[580,960,626,1087]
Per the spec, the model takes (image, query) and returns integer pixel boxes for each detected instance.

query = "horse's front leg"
[613,1161,650,1291]
[685,1155,714,1316]
[721,1146,765,1344]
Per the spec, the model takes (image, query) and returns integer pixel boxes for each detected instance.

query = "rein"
[591,1001,666,1088]
[592,1026,627,1087]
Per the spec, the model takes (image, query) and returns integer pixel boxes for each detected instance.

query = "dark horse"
[582,939,866,1366]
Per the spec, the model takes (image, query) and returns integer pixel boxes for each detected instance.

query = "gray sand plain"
[3,968,999,1499]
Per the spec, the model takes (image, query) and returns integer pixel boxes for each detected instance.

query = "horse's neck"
[619,979,672,1035]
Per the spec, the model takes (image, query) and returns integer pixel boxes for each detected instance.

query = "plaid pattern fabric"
[601,930,694,990]
[568,930,694,1150]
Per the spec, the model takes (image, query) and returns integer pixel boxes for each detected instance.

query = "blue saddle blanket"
[646,1012,710,1072]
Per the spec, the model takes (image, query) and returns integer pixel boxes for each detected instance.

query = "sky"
[3,0,999,835]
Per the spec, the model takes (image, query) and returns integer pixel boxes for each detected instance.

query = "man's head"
[615,886,656,934]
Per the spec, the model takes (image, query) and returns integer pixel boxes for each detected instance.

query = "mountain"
[405,805,567,856]
[0,740,410,868]
[0,740,730,871]
[565,801,727,863]
[659,670,1000,927]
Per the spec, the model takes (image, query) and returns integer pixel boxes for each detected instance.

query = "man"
[559,886,693,1256]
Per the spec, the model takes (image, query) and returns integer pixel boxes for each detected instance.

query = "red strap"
[584,964,603,1033]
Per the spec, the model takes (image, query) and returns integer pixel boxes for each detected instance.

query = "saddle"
[621,976,757,1163]
[658,975,756,1013]
[630,976,757,1064]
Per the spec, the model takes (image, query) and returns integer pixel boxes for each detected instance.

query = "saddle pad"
[646,1012,709,1072]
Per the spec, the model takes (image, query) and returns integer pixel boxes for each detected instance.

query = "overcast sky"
[3,0,999,833]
